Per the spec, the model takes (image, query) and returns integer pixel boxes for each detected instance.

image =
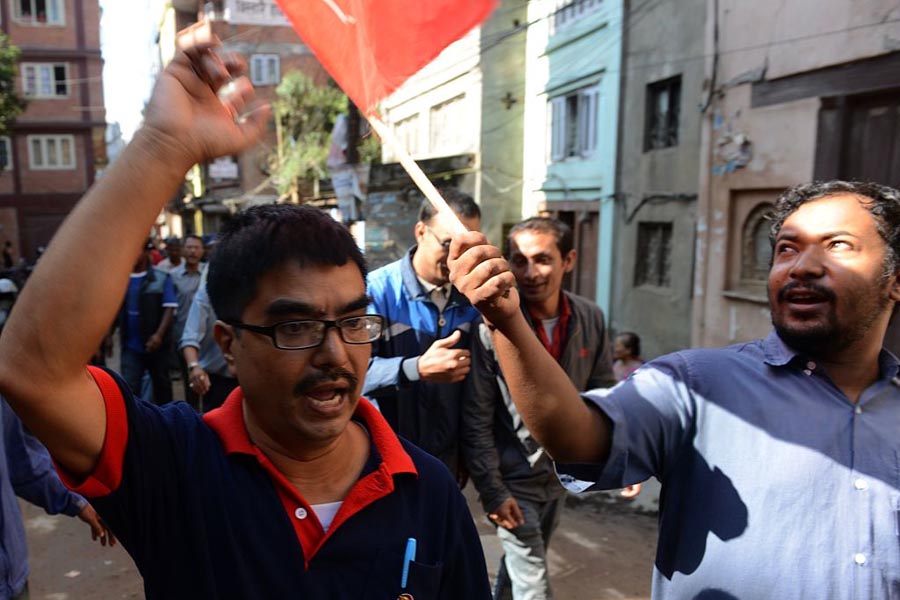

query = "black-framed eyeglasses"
[425,226,452,250]
[224,315,385,350]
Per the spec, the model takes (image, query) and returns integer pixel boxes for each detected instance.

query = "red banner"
[275,0,496,115]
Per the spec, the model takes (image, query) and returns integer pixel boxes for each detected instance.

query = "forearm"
[0,131,192,467]
[493,312,611,463]
[0,131,190,384]
[362,355,405,395]
[182,345,200,365]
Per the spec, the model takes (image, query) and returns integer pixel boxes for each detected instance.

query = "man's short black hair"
[184,234,203,245]
[417,188,481,224]
[508,216,574,257]
[770,180,900,274]
[207,204,367,322]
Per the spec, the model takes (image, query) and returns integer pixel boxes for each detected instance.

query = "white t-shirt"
[311,501,343,532]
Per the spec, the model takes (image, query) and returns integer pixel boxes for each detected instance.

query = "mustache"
[776,281,836,303]
[293,367,359,397]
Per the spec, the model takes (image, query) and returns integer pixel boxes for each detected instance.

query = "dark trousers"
[185,372,238,413]
[120,347,173,405]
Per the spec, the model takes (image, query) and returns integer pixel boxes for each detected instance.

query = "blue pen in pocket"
[400,537,417,589]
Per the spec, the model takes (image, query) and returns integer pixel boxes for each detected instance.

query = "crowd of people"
[0,26,897,600]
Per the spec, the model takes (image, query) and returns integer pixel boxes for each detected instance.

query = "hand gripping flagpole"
[367,114,469,236]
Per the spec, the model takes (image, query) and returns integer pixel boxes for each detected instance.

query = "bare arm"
[0,26,268,477]
[448,232,611,464]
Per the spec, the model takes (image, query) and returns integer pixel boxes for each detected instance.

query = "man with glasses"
[365,191,482,483]
[0,32,490,598]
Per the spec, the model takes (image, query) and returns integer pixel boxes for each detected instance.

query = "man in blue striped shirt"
[451,180,900,598]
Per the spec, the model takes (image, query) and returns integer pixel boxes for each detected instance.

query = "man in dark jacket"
[364,192,481,481]
[462,216,616,599]
[117,240,177,405]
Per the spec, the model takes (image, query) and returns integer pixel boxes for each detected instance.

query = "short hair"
[770,181,900,273]
[207,204,367,322]
[616,331,641,358]
[418,188,481,224]
[165,236,182,247]
[508,216,574,257]
[184,234,203,245]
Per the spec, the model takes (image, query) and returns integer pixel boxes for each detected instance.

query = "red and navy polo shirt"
[58,366,490,599]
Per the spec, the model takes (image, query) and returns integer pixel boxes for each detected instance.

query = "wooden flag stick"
[367,114,468,235]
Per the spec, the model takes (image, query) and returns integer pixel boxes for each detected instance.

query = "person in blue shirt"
[118,240,177,405]
[450,180,900,598]
[0,396,113,600]
[0,30,490,599]
[179,280,237,412]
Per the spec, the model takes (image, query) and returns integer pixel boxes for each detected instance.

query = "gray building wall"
[691,0,900,350]
[479,0,528,246]
[610,0,706,359]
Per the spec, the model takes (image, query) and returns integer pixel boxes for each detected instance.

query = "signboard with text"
[225,0,290,26]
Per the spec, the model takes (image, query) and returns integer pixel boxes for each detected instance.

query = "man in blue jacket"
[365,192,481,482]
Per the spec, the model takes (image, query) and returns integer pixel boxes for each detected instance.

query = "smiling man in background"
[462,216,616,599]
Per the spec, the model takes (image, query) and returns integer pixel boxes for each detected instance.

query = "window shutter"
[579,86,600,157]
[268,56,280,85]
[549,97,566,162]
[250,56,262,85]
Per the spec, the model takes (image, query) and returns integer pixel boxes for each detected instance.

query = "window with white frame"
[250,54,280,86]
[0,137,11,171]
[429,94,466,153]
[14,0,64,25]
[552,0,601,33]
[394,114,420,155]
[548,85,599,162]
[21,63,68,98]
[27,135,75,170]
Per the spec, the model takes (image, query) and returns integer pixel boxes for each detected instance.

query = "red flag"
[274,0,496,115]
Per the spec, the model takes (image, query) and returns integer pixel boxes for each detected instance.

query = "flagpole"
[367,114,468,236]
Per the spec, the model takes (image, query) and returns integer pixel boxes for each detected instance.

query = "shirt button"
[294,507,308,520]
[854,478,869,491]
[855,405,863,415]
[854,553,867,565]
[803,369,812,376]
[806,361,816,370]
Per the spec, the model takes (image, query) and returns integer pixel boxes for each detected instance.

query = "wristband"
[187,362,201,370]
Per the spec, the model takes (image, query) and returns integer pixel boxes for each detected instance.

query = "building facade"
[376,24,483,253]
[609,0,705,359]
[521,0,623,312]
[692,0,900,348]
[0,0,106,264]
[160,0,329,236]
